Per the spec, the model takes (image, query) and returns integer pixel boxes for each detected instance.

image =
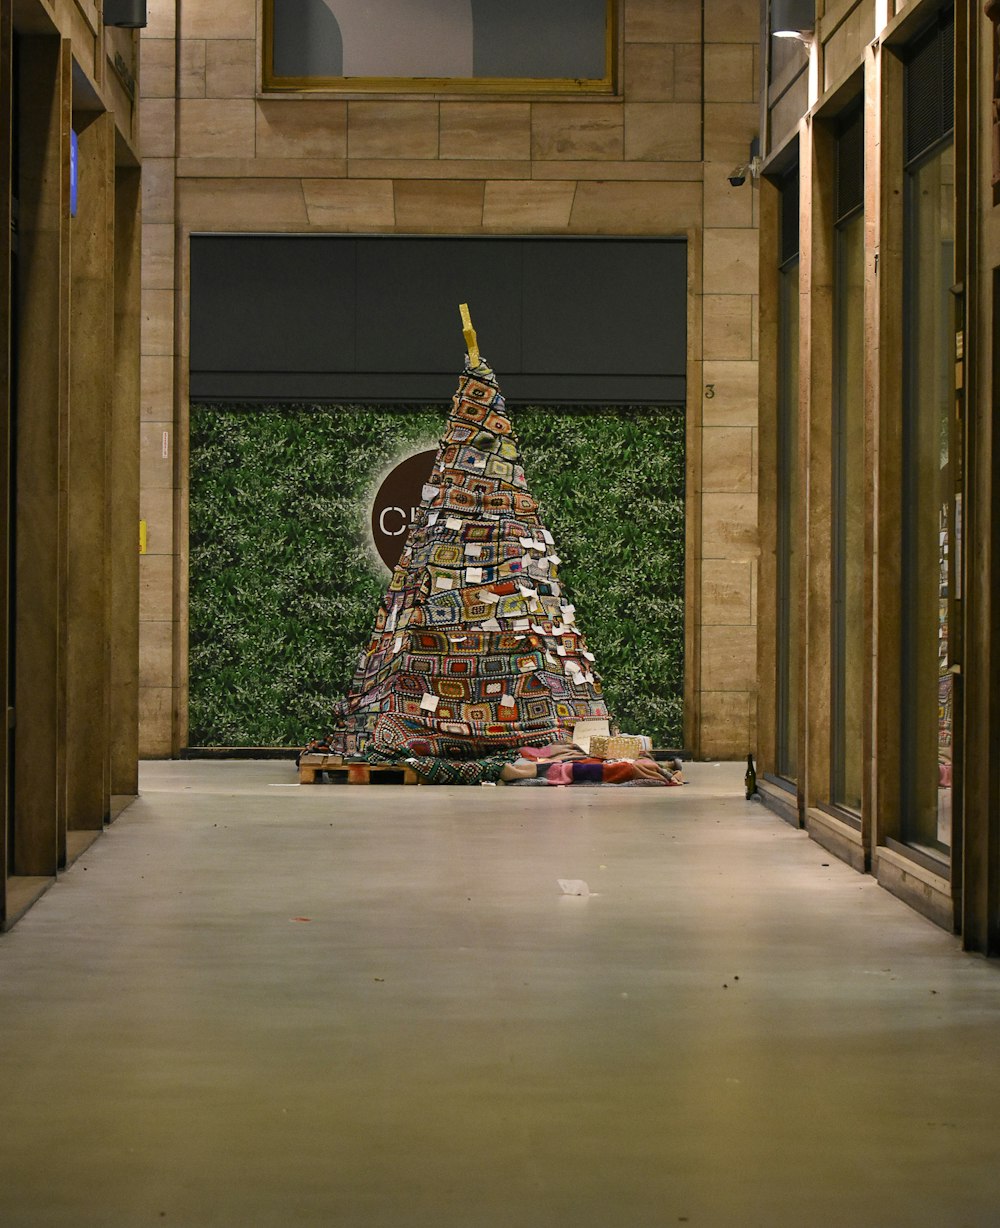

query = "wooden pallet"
[298,753,422,785]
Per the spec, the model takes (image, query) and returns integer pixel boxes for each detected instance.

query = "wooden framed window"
[830,102,865,813]
[900,9,956,859]
[263,0,617,94]
[775,165,801,783]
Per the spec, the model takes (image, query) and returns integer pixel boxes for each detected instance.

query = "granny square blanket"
[304,355,611,762]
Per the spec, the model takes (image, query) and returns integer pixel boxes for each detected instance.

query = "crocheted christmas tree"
[305,307,610,761]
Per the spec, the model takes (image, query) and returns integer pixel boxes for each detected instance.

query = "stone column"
[66,111,115,829]
[14,36,71,871]
[139,0,179,755]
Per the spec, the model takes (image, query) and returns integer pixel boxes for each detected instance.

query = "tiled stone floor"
[1,759,998,1226]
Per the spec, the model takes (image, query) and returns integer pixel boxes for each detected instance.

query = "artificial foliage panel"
[189,402,684,747]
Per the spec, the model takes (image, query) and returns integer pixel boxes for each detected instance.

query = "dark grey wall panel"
[354,238,523,375]
[189,235,687,403]
[190,236,357,373]
[521,240,686,376]
[191,372,686,402]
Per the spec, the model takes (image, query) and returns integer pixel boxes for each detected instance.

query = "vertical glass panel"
[902,142,954,854]
[831,210,866,810]
[776,259,800,780]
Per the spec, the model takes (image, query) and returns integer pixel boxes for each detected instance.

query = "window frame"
[261,0,620,95]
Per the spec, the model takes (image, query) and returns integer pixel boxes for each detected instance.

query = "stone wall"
[138,0,761,758]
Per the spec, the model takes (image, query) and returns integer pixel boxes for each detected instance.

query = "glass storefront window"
[776,176,800,781]
[831,110,865,813]
[902,139,954,856]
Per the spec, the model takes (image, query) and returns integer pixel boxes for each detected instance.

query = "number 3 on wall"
[704,384,715,399]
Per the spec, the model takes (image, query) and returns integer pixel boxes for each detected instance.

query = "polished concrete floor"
[2,761,999,1227]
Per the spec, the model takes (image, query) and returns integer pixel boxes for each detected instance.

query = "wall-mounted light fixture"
[771,0,815,40]
[104,0,147,28]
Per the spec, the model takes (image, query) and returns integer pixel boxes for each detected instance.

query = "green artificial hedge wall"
[189,403,685,748]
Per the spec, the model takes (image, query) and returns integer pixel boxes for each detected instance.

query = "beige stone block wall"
[206,40,256,97]
[139,37,176,98]
[178,99,256,158]
[140,355,173,419]
[703,295,754,360]
[440,104,531,159]
[702,360,758,422]
[625,0,702,43]
[482,182,576,231]
[530,103,624,159]
[697,2,760,760]
[140,158,174,223]
[178,40,207,97]
[145,0,177,39]
[140,289,174,354]
[140,99,176,158]
[139,0,178,756]
[256,101,348,159]
[349,103,439,158]
[301,180,395,229]
[568,180,701,231]
[141,223,174,289]
[139,0,762,758]
[392,179,485,231]
[704,45,756,102]
[624,102,701,161]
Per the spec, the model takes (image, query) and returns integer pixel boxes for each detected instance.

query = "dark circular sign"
[371,448,438,570]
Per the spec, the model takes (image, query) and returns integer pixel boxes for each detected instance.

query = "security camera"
[727,138,761,188]
[727,154,761,188]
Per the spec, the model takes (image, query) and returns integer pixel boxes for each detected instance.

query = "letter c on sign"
[371,447,437,571]
[379,506,406,536]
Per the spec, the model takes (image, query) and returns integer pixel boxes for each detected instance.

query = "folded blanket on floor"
[603,760,637,784]
[519,744,575,761]
[351,744,681,786]
[499,751,681,786]
[507,776,669,787]
[500,759,542,781]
